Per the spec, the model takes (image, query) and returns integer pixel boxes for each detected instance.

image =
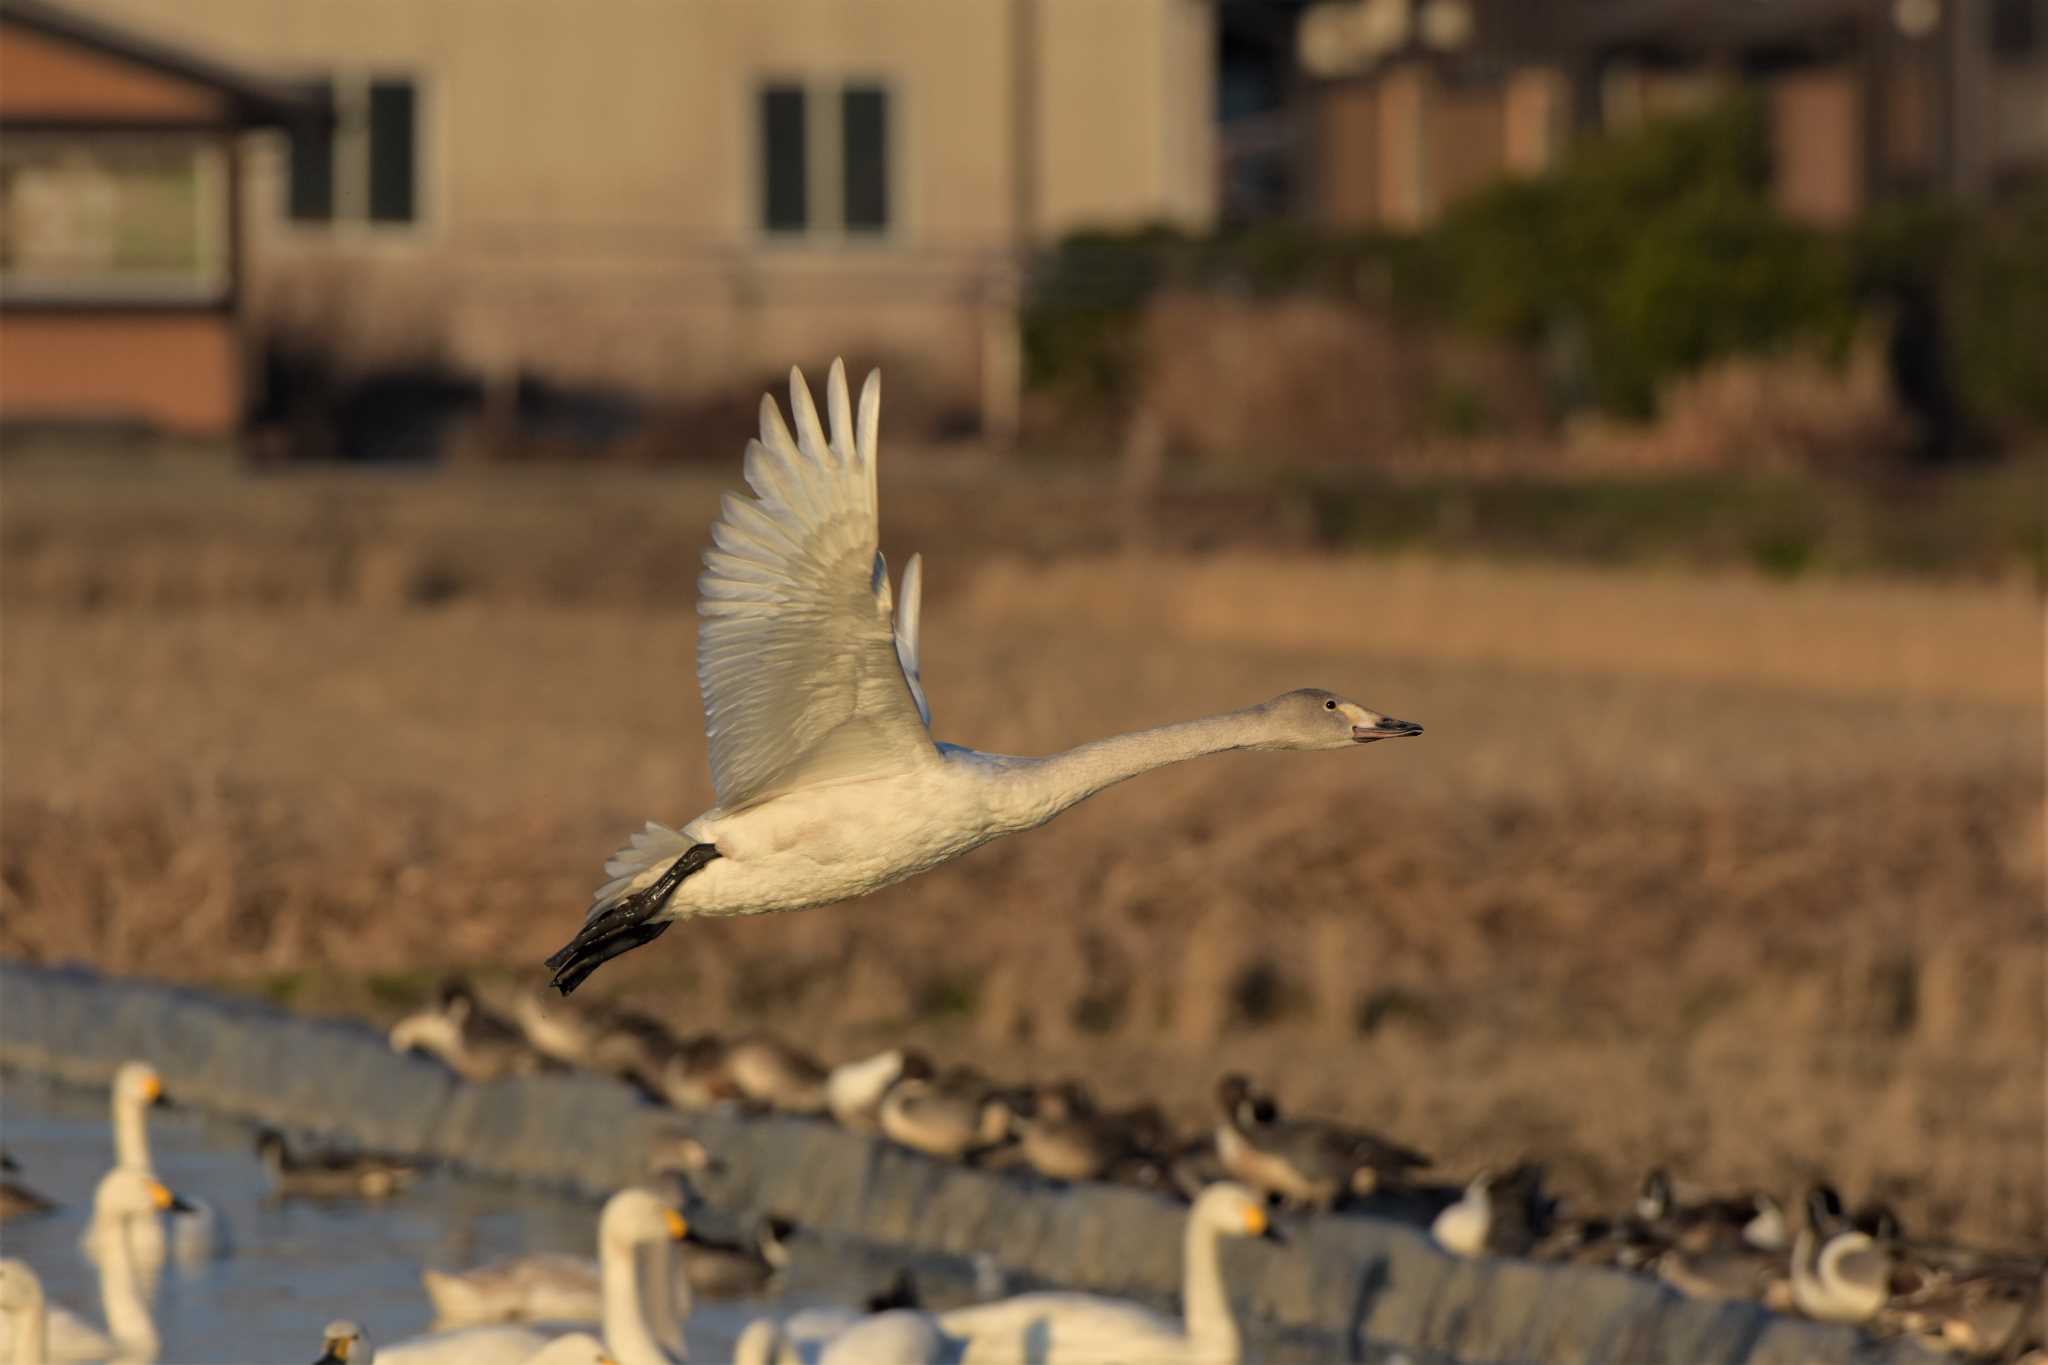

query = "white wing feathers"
[894,552,930,728]
[695,360,934,811]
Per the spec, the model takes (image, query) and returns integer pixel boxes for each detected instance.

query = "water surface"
[0,1071,810,1363]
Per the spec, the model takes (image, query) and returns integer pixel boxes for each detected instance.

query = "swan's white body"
[548,361,1420,992]
[381,1189,685,1365]
[931,1184,1271,1365]
[79,1064,226,1281]
[1,1173,185,1363]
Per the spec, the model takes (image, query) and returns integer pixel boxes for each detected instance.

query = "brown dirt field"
[3,459,2043,1250]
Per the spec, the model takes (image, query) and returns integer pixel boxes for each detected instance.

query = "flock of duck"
[0,983,2039,1363]
[375,979,2043,1363]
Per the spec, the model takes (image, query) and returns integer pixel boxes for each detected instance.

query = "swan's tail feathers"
[545,840,721,995]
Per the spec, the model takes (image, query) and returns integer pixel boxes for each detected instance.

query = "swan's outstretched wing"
[894,551,931,729]
[696,359,933,810]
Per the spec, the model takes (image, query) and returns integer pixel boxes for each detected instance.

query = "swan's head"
[1192,1183,1285,1242]
[95,1167,191,1222]
[1262,689,1422,750]
[316,1320,365,1364]
[598,1186,688,1251]
[114,1060,165,1109]
[0,1259,45,1314]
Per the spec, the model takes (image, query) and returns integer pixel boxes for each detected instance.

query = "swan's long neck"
[1179,1216,1240,1361]
[9,1277,47,1365]
[112,1093,153,1173]
[996,708,1276,832]
[98,1209,159,1359]
[602,1236,677,1365]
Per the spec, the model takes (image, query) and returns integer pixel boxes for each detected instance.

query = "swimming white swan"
[544,360,1421,992]
[933,1183,1278,1364]
[380,1188,687,1365]
[0,1172,192,1363]
[81,1063,226,1276]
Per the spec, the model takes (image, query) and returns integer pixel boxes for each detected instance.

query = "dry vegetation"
[2,457,2042,1251]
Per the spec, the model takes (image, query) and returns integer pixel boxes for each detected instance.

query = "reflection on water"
[0,1072,797,1362]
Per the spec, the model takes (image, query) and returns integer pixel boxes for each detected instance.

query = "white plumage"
[546,360,1421,994]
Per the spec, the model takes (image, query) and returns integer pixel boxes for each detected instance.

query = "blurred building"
[36,0,1217,441]
[0,0,322,435]
[1290,0,2048,229]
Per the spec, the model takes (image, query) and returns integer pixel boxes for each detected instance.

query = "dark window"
[287,78,334,222]
[1991,0,2037,54]
[761,85,807,232]
[842,85,889,233]
[368,80,417,223]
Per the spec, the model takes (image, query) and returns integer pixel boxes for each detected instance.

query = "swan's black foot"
[545,843,720,995]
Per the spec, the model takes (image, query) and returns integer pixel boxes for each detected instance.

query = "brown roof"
[0,0,327,125]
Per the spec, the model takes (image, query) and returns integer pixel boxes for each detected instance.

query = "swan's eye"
[1324,699,1337,710]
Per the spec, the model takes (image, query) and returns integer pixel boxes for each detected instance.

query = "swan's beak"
[1348,708,1423,743]
[665,1208,689,1241]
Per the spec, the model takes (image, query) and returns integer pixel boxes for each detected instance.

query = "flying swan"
[545,360,1421,993]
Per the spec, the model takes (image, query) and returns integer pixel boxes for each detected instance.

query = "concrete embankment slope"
[0,963,1936,1364]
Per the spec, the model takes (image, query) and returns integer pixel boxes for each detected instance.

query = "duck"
[255,1128,423,1199]
[826,1049,919,1133]
[388,979,551,1083]
[0,1172,194,1363]
[653,1034,743,1111]
[876,1064,1009,1162]
[1789,1185,1891,1324]
[1886,1256,2047,1359]
[384,1187,688,1364]
[314,1321,366,1365]
[1430,1164,1555,1259]
[725,1036,832,1115]
[424,1214,794,1329]
[510,991,654,1070]
[1211,1075,1428,1208]
[934,1183,1280,1363]
[0,1155,55,1223]
[993,1083,1157,1185]
[540,360,1421,995]
[1632,1169,1789,1254]
[82,1061,226,1273]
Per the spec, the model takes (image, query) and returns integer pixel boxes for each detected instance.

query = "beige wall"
[57,0,1216,411]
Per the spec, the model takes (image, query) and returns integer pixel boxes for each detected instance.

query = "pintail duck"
[389,979,551,1083]
[826,1048,916,1133]
[877,1061,1009,1162]
[725,1036,831,1115]
[0,1154,54,1223]
[1212,1075,1428,1208]
[1430,1164,1555,1258]
[256,1128,424,1199]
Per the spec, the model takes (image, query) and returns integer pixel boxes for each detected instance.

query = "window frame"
[278,68,434,241]
[752,74,903,246]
